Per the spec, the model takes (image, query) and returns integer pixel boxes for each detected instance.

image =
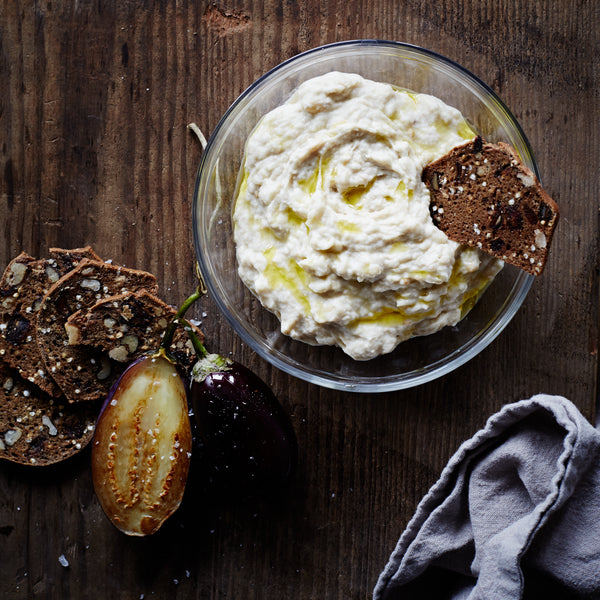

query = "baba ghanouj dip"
[232,72,503,361]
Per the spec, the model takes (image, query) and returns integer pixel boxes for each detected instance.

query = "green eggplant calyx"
[191,353,232,382]
[151,345,176,364]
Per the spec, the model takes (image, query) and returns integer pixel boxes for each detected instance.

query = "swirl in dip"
[233,72,503,360]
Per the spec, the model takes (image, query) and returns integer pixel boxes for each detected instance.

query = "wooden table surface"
[1,1,598,598]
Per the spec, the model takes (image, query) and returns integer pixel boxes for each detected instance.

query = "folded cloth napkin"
[374,394,600,600]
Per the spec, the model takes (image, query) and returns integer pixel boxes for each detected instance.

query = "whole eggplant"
[189,354,297,494]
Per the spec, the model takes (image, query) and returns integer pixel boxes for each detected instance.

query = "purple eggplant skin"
[189,361,297,493]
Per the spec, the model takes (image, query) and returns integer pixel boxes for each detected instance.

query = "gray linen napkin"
[374,394,600,600]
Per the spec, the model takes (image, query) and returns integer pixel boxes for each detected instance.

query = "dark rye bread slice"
[0,361,97,466]
[0,247,101,396]
[36,259,158,403]
[422,137,559,275]
[64,290,204,371]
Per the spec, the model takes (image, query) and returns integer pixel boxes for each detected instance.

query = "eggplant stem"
[187,123,208,150]
[158,286,204,357]
[179,318,208,359]
[180,318,231,381]
[191,352,232,382]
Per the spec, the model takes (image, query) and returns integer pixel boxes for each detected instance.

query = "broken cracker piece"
[0,247,101,396]
[422,136,559,275]
[36,259,158,403]
[0,361,97,466]
[65,289,204,371]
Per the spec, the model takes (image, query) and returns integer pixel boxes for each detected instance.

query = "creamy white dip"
[233,72,503,360]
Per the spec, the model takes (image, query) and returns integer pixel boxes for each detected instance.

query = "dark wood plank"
[0,1,598,598]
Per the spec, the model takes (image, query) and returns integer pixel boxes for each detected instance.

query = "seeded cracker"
[422,137,559,275]
[0,362,97,466]
[0,247,101,396]
[36,259,158,403]
[48,246,102,274]
[65,289,204,370]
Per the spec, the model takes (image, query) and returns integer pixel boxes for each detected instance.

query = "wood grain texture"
[1,1,599,598]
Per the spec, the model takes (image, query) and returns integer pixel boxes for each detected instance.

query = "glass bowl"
[192,40,534,393]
